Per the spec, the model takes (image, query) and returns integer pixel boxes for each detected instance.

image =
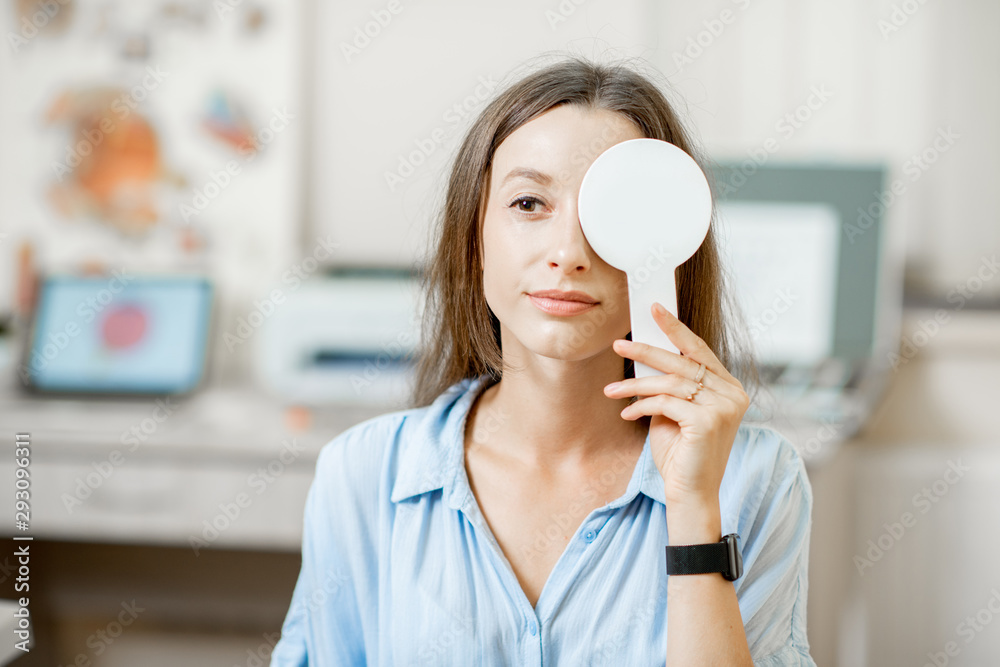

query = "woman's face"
[480,103,645,366]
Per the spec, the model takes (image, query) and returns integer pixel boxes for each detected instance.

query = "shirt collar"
[390,374,667,509]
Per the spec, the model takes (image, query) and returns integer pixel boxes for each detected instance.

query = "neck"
[472,348,648,477]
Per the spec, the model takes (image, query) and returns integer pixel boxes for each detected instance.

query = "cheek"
[482,217,525,288]
[480,222,512,308]
[481,263,499,309]
[482,249,518,311]
[600,268,629,301]
[610,272,629,297]
[605,275,633,331]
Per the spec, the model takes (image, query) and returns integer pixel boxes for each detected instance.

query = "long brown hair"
[409,55,762,414]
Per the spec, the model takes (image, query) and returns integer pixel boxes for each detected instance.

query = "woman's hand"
[604,302,750,510]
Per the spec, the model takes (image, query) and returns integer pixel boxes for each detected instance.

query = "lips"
[527,290,599,316]
[527,289,598,304]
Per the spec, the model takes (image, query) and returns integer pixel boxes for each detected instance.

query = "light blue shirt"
[271,374,817,666]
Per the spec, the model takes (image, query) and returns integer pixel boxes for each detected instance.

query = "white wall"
[309,0,999,299]
[309,0,657,268]
[648,0,1000,299]
[3,0,994,318]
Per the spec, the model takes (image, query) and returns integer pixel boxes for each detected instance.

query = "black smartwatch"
[665,533,743,581]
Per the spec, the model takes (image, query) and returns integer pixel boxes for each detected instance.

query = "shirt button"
[583,529,596,543]
[529,620,537,636]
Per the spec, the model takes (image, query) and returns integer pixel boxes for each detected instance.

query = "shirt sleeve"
[270,439,369,666]
[732,427,818,666]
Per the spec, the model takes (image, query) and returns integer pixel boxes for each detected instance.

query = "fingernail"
[606,382,620,391]
[653,302,666,316]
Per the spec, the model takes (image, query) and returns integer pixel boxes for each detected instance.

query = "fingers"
[619,392,697,422]
[648,302,741,386]
[612,338,735,394]
[605,371,706,400]
[619,387,748,425]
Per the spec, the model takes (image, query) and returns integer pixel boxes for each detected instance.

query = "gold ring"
[693,363,707,384]
[685,382,703,401]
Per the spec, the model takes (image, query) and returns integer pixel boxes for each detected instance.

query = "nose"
[545,198,594,274]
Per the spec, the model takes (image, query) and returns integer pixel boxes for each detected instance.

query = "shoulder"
[300,406,423,563]
[310,375,484,506]
[315,409,411,476]
[722,422,813,530]
[726,424,816,662]
[728,422,811,494]
[311,406,416,507]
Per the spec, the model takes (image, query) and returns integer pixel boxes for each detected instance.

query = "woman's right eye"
[509,196,544,213]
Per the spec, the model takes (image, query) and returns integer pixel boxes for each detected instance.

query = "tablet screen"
[23,274,213,395]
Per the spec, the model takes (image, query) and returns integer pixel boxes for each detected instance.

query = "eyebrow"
[500,167,553,188]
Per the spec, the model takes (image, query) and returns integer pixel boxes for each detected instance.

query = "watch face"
[724,533,743,581]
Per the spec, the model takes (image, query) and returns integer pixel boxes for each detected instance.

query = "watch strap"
[665,533,743,580]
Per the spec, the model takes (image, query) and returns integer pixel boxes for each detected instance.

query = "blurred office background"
[0,0,997,665]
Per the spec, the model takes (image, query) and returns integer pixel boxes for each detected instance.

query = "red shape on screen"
[102,305,148,349]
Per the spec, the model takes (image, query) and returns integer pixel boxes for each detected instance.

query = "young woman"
[271,56,816,666]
